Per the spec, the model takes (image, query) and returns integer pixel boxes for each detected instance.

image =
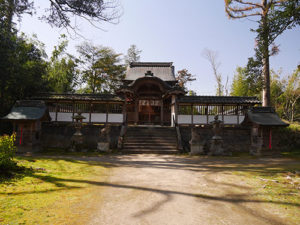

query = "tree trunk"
[262,51,270,106]
[261,0,271,107]
[6,0,15,32]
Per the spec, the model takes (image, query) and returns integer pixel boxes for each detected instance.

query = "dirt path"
[88,154,296,225]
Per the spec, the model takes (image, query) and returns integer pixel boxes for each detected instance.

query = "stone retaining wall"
[41,122,121,150]
[179,125,251,153]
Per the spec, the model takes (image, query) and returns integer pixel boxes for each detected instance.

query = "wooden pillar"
[30,123,33,146]
[89,101,92,123]
[221,105,224,122]
[206,104,209,124]
[72,101,75,122]
[55,101,58,122]
[160,99,164,125]
[123,98,127,123]
[191,104,193,125]
[174,96,178,124]
[237,104,240,124]
[269,128,272,150]
[134,99,138,125]
[106,103,108,124]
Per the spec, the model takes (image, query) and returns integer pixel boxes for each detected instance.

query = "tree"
[188,90,197,96]
[231,67,249,97]
[0,32,48,117]
[175,69,196,91]
[202,48,224,96]
[125,44,142,65]
[280,69,300,122]
[270,70,284,109]
[77,42,125,94]
[1,0,120,33]
[225,0,300,106]
[46,35,79,93]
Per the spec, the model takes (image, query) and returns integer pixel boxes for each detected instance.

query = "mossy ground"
[0,156,109,225]
[232,159,300,224]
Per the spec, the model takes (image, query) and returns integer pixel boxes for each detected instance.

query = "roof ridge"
[130,62,173,67]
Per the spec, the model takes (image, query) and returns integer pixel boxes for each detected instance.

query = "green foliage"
[270,71,284,109]
[77,42,126,94]
[274,123,300,151]
[188,90,197,96]
[0,29,48,119]
[230,65,262,98]
[0,134,17,173]
[231,67,248,96]
[278,69,300,122]
[46,35,79,93]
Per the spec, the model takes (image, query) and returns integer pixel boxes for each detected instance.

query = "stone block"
[190,144,204,155]
[97,142,110,152]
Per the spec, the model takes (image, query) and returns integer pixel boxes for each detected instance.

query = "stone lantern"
[70,111,86,151]
[208,115,227,156]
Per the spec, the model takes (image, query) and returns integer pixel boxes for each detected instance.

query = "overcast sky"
[17,0,300,95]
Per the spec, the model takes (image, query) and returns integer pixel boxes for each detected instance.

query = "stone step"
[124,141,177,145]
[122,149,178,154]
[122,126,178,154]
[126,133,176,137]
[125,136,177,140]
[123,144,177,149]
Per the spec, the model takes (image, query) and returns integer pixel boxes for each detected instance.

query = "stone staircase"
[122,126,178,154]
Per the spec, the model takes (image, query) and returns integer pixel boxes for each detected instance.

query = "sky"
[17,0,300,95]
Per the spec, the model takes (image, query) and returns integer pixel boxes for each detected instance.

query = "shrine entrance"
[119,75,179,126]
[138,99,161,124]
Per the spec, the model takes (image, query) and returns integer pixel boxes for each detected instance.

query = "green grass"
[233,160,300,224]
[0,156,109,225]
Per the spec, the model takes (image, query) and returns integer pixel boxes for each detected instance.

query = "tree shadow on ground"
[2,154,299,225]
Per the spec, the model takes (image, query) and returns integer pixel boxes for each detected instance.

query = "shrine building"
[2,62,288,153]
[32,62,260,126]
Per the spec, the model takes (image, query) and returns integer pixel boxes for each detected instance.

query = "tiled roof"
[31,93,124,102]
[244,107,288,126]
[2,100,49,120]
[178,96,261,104]
[125,62,176,81]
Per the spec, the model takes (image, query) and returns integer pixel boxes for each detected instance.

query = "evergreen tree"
[125,44,142,65]
[225,0,300,106]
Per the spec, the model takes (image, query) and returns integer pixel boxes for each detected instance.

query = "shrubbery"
[0,133,17,173]
[275,123,300,151]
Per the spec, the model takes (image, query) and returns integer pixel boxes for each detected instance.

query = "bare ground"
[83,154,299,225]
